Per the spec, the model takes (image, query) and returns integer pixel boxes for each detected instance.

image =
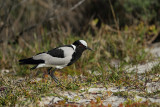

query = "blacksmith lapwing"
[19,40,92,84]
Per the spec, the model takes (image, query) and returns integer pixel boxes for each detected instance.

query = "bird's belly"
[46,56,71,65]
[37,56,72,69]
[36,63,66,69]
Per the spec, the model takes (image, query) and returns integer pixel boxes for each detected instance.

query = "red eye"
[80,44,86,48]
[80,44,84,47]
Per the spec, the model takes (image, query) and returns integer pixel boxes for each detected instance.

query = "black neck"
[67,47,85,66]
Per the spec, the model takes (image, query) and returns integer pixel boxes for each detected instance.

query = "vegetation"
[0,0,160,106]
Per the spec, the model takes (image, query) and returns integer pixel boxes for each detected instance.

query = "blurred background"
[0,0,160,44]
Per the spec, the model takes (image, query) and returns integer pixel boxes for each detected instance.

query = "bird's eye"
[79,44,84,47]
[79,44,86,48]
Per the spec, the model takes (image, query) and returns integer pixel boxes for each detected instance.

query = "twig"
[108,0,120,36]
[69,0,86,11]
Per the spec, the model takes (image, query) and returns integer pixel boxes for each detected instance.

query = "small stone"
[88,88,106,94]
[53,97,63,103]
[134,95,146,102]
[146,82,160,93]
[126,60,159,74]
[103,96,126,106]
[1,69,10,74]
[76,99,91,104]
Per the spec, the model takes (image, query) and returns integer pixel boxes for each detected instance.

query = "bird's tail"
[19,58,44,65]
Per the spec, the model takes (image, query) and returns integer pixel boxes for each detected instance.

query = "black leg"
[48,68,62,85]
[47,67,52,75]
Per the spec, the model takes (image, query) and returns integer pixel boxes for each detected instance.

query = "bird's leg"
[48,68,62,86]
[47,67,52,75]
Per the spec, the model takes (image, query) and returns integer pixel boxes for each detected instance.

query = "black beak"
[86,47,93,51]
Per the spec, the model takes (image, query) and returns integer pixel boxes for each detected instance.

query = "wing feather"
[47,48,64,58]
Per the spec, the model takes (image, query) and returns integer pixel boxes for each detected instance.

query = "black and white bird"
[19,40,92,84]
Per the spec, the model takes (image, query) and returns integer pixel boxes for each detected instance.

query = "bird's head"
[73,40,92,51]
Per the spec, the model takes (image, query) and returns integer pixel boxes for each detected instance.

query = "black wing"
[19,58,44,65]
[47,45,74,58]
[47,47,64,58]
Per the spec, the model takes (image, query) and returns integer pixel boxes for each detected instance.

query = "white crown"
[79,40,87,47]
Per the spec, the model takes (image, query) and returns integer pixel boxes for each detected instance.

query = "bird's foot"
[47,68,65,88]
[49,74,65,88]
[54,79,66,89]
